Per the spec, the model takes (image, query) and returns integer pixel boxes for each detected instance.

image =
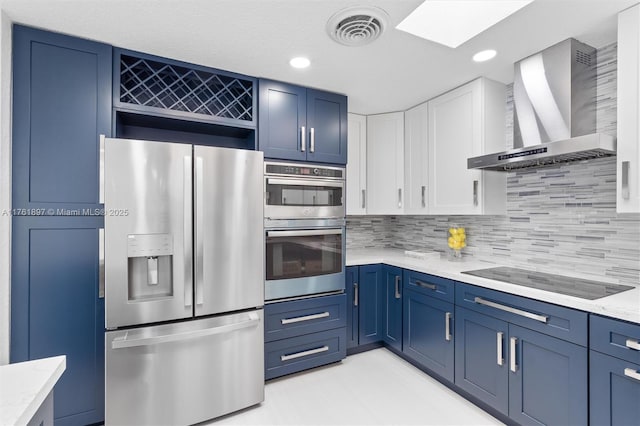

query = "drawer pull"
[497,331,504,366]
[281,345,329,361]
[415,280,437,290]
[474,297,548,324]
[624,368,640,381]
[281,311,330,325]
[626,338,640,351]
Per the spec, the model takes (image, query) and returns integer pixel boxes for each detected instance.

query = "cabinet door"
[403,290,454,382]
[346,266,360,349]
[358,264,384,345]
[383,265,403,351]
[509,324,587,426]
[617,5,640,213]
[428,80,483,215]
[455,306,509,415]
[306,89,347,165]
[346,114,367,214]
[258,80,307,161]
[404,102,429,214]
[11,216,105,426]
[366,112,404,214]
[590,350,640,426]
[12,25,112,212]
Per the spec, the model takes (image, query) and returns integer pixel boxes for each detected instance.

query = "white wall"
[0,10,12,365]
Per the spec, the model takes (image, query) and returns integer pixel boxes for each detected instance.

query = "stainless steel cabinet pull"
[624,367,640,381]
[98,228,105,299]
[310,127,315,153]
[398,188,402,208]
[394,276,401,299]
[301,126,306,152]
[112,313,260,349]
[626,338,640,351]
[361,189,366,209]
[195,157,204,306]
[184,156,193,308]
[510,337,518,372]
[622,161,630,200]
[354,283,359,307]
[496,332,504,366]
[474,297,548,323]
[445,312,452,341]
[421,185,426,208]
[473,180,478,206]
[281,345,329,361]
[415,280,436,290]
[281,311,330,325]
[99,134,105,204]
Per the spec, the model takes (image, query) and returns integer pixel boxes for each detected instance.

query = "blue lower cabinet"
[383,265,402,351]
[359,265,384,345]
[403,288,454,382]
[346,266,359,349]
[590,350,640,426]
[508,324,587,426]
[455,306,509,414]
[11,216,104,426]
[265,328,346,380]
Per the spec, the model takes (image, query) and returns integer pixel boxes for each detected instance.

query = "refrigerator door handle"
[111,312,260,349]
[195,156,204,306]
[184,156,193,307]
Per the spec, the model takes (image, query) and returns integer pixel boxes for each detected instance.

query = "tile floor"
[209,348,504,425]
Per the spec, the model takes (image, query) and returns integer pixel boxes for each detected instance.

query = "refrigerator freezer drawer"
[105,310,264,425]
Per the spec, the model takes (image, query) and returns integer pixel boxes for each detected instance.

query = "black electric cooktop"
[462,266,635,300]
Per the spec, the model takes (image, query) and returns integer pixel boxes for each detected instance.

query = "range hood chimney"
[468,38,615,171]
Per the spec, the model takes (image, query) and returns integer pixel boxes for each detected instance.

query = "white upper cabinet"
[367,112,405,215]
[346,113,367,215]
[404,102,429,214]
[617,4,640,213]
[427,78,506,215]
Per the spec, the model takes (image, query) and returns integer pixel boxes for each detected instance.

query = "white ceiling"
[0,0,637,115]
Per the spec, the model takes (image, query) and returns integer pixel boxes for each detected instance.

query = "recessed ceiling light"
[473,49,497,62]
[396,0,534,48]
[289,57,311,69]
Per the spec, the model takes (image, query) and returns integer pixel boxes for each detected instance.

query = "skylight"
[396,0,534,48]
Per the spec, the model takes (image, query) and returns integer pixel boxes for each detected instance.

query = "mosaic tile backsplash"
[347,43,640,287]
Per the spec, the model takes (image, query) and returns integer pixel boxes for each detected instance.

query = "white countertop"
[0,356,66,426]
[347,248,640,325]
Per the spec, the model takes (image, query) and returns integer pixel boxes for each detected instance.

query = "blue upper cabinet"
[258,79,347,165]
[12,25,112,212]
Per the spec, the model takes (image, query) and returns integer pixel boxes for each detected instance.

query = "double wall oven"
[264,162,346,301]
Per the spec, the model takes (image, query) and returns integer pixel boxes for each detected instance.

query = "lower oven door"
[265,227,345,301]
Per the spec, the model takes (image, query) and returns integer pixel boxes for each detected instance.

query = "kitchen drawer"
[403,270,455,303]
[456,283,587,346]
[591,314,640,364]
[264,293,346,343]
[265,327,346,380]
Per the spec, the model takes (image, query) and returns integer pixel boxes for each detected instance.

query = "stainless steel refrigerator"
[103,138,264,425]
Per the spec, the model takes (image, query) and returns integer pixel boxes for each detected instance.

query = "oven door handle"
[267,229,343,238]
[267,178,344,188]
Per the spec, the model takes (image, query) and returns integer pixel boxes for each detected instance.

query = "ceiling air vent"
[327,7,388,47]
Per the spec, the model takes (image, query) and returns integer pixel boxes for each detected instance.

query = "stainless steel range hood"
[468,38,616,172]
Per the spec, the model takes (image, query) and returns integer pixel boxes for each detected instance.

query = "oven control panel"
[265,163,344,179]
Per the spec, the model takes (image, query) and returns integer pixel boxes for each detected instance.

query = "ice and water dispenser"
[126,234,174,300]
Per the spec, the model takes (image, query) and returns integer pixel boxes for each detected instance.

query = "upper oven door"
[264,177,344,219]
